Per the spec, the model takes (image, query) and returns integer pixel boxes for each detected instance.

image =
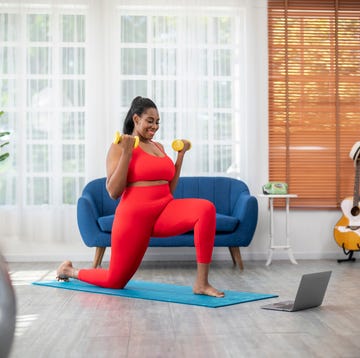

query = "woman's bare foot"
[193,283,225,298]
[56,260,77,281]
[194,263,225,297]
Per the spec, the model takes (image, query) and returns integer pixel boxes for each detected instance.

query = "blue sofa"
[77,176,258,270]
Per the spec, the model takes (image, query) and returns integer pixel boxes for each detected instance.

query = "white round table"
[258,194,298,266]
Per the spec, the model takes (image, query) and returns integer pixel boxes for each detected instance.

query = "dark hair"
[122,96,158,134]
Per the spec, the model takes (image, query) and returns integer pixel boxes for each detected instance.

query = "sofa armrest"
[231,194,258,241]
[232,194,256,220]
[77,194,102,247]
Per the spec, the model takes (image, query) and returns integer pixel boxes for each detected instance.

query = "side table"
[258,194,298,266]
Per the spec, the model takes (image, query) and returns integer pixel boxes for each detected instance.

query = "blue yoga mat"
[33,279,277,308]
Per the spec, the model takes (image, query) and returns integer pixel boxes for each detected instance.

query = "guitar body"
[334,197,360,251]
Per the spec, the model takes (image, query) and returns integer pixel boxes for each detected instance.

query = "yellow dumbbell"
[172,139,192,152]
[113,131,139,148]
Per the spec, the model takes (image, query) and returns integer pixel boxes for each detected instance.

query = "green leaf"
[0,152,9,162]
[0,131,10,138]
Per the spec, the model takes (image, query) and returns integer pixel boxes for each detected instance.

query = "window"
[268,0,360,208]
[117,6,244,175]
[0,4,87,205]
[0,1,244,208]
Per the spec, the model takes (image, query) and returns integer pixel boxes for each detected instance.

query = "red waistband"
[122,183,171,201]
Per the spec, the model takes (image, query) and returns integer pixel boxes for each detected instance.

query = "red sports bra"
[127,143,175,183]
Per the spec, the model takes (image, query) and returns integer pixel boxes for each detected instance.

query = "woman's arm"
[106,135,135,199]
[169,140,191,194]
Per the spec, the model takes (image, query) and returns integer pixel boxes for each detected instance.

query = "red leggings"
[78,184,216,288]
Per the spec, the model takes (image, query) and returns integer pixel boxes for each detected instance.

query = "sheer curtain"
[0,0,258,258]
[0,0,92,251]
[106,0,247,177]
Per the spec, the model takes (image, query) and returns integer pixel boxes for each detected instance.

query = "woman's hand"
[172,139,191,154]
[179,139,191,153]
[118,134,139,154]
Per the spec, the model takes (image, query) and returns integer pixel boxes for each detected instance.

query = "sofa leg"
[93,247,106,268]
[228,247,244,270]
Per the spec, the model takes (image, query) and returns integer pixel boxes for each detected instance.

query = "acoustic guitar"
[334,160,360,253]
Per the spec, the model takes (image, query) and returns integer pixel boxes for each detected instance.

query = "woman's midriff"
[127,180,169,187]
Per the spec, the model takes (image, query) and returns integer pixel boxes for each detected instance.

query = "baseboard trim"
[3,248,348,262]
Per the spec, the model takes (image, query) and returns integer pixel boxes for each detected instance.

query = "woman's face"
[133,108,160,140]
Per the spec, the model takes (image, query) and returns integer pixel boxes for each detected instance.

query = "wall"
[0,208,344,263]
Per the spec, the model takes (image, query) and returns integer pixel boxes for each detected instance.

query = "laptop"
[261,271,332,312]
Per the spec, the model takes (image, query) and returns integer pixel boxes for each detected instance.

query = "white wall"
[0,207,344,263]
[0,0,346,263]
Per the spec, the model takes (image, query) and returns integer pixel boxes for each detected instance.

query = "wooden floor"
[7,258,360,358]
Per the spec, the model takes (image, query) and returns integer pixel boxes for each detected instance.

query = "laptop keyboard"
[274,302,293,309]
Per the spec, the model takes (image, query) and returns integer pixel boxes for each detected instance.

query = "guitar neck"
[353,160,360,207]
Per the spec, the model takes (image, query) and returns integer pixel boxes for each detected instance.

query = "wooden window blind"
[268,0,360,208]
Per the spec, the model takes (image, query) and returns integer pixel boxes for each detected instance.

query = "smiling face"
[132,107,160,141]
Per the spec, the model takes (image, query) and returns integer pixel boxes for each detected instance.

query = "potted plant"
[0,111,10,164]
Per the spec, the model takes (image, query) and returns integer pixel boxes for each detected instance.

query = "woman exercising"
[56,96,224,298]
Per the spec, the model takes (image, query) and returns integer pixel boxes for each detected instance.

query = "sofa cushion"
[97,215,114,232]
[216,213,239,232]
[98,213,239,233]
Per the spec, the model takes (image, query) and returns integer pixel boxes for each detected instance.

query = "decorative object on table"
[262,182,288,195]
[0,253,16,358]
[334,141,360,262]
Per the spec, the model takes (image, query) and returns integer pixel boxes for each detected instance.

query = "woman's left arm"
[169,140,191,194]
[169,152,185,194]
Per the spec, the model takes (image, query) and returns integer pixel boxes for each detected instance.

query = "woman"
[57,96,224,298]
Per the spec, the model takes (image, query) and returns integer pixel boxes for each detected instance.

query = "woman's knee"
[198,199,216,218]
[105,275,129,289]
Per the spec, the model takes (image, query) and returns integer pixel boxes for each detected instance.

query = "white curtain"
[0,0,260,255]
[106,0,247,176]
